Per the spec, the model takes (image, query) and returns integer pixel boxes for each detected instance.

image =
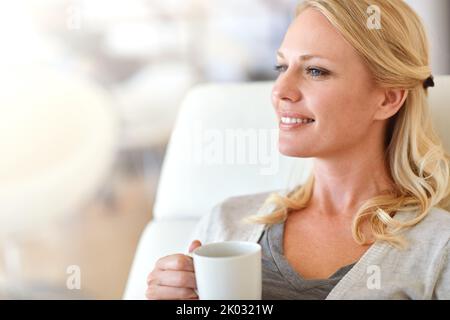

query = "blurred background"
[0,0,448,299]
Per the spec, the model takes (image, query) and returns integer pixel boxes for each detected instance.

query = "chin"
[278,145,313,158]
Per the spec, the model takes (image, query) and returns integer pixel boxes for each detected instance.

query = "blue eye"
[273,64,287,73]
[306,67,329,78]
[273,64,330,78]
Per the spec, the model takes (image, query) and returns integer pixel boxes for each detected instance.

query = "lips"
[278,111,315,121]
[278,111,315,131]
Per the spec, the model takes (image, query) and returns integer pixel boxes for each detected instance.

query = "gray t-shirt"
[259,222,355,300]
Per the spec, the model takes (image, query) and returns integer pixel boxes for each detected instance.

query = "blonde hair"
[247,0,450,248]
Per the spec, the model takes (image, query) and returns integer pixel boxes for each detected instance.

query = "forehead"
[279,8,358,63]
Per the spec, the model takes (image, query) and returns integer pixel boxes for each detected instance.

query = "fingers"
[146,249,202,300]
[146,285,198,300]
[147,269,197,289]
[155,254,194,272]
[188,240,202,253]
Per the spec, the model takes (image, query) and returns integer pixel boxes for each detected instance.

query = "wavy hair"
[247,0,450,248]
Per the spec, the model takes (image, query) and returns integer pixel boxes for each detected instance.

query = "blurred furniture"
[0,65,118,296]
[124,76,450,299]
[406,0,450,74]
[112,61,198,150]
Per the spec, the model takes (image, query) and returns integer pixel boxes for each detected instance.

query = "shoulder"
[216,190,279,219]
[398,206,450,253]
[423,206,450,227]
[420,207,450,298]
[409,207,450,242]
[191,189,282,244]
[210,189,280,232]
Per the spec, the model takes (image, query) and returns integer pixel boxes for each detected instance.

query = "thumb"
[188,240,202,253]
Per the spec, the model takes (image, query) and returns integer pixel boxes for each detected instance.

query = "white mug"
[192,241,262,300]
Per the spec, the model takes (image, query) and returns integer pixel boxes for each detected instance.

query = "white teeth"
[281,117,314,124]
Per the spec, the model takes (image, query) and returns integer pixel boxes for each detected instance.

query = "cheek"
[312,88,372,140]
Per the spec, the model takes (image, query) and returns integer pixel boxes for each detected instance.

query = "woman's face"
[272,8,385,158]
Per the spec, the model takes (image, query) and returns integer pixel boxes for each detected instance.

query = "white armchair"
[123,77,450,299]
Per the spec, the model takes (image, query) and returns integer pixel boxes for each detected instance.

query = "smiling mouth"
[279,116,315,130]
[280,117,315,124]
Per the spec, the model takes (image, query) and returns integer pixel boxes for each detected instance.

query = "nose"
[272,76,302,103]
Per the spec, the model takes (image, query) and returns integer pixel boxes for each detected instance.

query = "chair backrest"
[154,76,450,220]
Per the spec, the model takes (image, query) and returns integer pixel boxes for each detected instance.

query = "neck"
[309,139,394,218]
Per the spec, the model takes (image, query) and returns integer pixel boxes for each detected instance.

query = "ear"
[373,88,408,121]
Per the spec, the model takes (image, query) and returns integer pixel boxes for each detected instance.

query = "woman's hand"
[146,240,202,300]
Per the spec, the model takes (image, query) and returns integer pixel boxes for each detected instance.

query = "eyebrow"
[276,51,328,61]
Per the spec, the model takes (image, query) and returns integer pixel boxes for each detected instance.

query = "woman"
[146,0,450,299]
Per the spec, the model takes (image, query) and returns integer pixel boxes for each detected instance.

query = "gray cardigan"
[190,190,450,299]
